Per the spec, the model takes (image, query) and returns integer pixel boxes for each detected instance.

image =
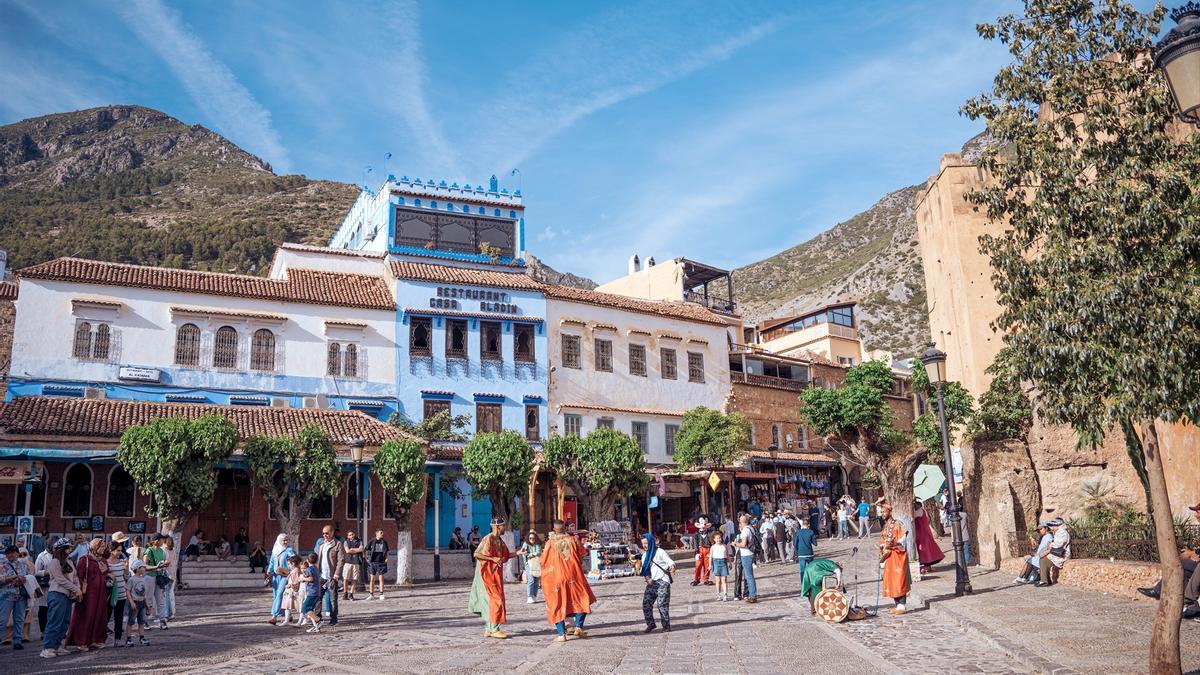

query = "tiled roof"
[388,260,543,290]
[20,257,395,310]
[278,243,387,259]
[171,305,288,322]
[404,308,543,323]
[0,396,416,447]
[541,285,729,326]
[558,402,685,417]
[747,449,838,464]
[0,281,18,301]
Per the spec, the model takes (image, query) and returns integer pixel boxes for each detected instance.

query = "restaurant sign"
[429,286,520,315]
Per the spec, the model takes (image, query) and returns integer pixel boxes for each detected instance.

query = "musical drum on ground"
[814,588,850,623]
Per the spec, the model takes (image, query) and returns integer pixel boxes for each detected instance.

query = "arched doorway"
[194,468,251,545]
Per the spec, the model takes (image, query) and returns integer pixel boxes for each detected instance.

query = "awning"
[734,471,778,482]
[0,447,118,461]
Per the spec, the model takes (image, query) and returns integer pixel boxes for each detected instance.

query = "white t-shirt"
[647,548,675,584]
[738,526,755,557]
[710,543,727,559]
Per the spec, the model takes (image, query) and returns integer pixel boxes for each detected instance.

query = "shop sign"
[119,366,161,383]
[429,286,520,314]
[707,471,721,491]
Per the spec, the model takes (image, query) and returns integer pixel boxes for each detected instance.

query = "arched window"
[107,466,135,517]
[344,344,358,378]
[174,323,200,366]
[62,463,92,517]
[310,494,333,520]
[213,326,238,368]
[250,328,276,371]
[73,322,92,359]
[92,323,111,359]
[327,342,342,376]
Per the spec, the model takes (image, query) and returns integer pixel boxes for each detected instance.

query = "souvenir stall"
[585,520,636,580]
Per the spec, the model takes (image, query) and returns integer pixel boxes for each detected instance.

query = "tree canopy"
[672,406,751,469]
[462,430,534,522]
[542,428,647,524]
[116,414,238,533]
[373,438,427,527]
[908,357,974,459]
[243,424,342,539]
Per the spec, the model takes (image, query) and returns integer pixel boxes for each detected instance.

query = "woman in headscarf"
[639,532,675,634]
[913,500,945,573]
[65,537,109,650]
[267,534,295,625]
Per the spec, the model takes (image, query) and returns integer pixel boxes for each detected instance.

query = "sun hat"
[53,537,72,551]
[111,531,129,543]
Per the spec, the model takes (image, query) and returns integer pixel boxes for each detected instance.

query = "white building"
[544,285,734,465]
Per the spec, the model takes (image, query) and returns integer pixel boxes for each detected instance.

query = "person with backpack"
[734,515,759,603]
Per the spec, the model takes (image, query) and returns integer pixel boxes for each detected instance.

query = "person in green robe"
[800,558,842,615]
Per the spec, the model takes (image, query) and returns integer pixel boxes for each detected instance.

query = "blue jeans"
[44,591,71,651]
[271,575,288,617]
[797,556,812,585]
[858,516,870,537]
[153,578,173,620]
[740,555,757,599]
[838,520,849,538]
[554,612,586,636]
[962,541,972,566]
[0,596,26,645]
[527,574,540,600]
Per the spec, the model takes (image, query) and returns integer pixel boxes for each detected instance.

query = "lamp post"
[920,345,971,596]
[348,439,365,545]
[1154,3,1200,124]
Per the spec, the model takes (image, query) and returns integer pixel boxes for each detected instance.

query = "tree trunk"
[159,514,190,587]
[1139,419,1182,675]
[870,448,924,559]
[395,529,413,587]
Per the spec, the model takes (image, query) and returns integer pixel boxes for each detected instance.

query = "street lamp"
[348,438,365,546]
[1154,3,1200,124]
[920,344,972,596]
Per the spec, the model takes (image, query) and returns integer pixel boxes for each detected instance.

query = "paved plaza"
[12,539,1199,674]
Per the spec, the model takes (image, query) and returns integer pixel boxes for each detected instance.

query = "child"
[126,561,151,647]
[709,532,730,601]
[301,554,322,633]
[282,556,301,625]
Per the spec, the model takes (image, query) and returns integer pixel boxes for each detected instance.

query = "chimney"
[647,256,656,267]
[628,254,641,275]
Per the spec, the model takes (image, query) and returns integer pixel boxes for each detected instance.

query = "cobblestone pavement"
[11,539,1193,674]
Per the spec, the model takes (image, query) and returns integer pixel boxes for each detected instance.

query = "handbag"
[526,555,542,578]
[155,571,171,589]
[109,580,119,607]
[1050,546,1067,557]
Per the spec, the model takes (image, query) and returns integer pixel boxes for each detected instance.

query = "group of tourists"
[264,527,392,632]
[1138,502,1200,621]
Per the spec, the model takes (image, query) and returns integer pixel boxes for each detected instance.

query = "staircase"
[177,556,270,592]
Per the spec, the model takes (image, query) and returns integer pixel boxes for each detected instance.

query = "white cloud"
[118,0,291,173]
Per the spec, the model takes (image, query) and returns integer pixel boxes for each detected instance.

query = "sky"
[0,0,1071,282]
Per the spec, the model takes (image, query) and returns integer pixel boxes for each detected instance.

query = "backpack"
[744,526,763,556]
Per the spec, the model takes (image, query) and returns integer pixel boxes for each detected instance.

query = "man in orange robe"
[877,501,911,615]
[469,518,511,638]
[540,519,597,642]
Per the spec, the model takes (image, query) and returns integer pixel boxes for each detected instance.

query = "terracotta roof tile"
[558,402,685,417]
[0,281,17,301]
[388,260,543,290]
[541,285,730,326]
[0,396,416,447]
[20,257,395,310]
[278,243,387,259]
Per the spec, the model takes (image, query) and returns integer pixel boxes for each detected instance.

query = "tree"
[373,438,427,585]
[461,430,534,524]
[673,406,752,469]
[244,424,343,546]
[390,409,472,443]
[962,3,1196,670]
[799,360,922,528]
[117,415,238,539]
[965,347,1033,443]
[542,428,648,526]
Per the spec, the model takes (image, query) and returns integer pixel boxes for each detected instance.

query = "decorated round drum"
[814,588,850,623]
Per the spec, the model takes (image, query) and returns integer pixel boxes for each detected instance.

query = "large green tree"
[461,430,534,524]
[117,415,238,538]
[963,2,1196,670]
[542,428,648,526]
[908,357,975,460]
[673,406,751,469]
[373,438,427,585]
[244,424,343,546]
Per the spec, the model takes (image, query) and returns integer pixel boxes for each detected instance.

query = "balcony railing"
[732,371,811,391]
[684,290,737,313]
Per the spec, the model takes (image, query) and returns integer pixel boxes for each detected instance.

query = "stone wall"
[999,556,1160,601]
[1025,413,1147,518]
[728,381,828,453]
[962,440,1042,570]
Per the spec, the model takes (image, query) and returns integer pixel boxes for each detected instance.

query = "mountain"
[525,254,597,289]
[0,105,358,275]
[731,134,989,360]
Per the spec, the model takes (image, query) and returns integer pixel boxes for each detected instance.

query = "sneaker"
[306,626,320,633]
[55,647,69,655]
[690,580,699,586]
[160,620,169,630]
[367,593,375,600]
[39,649,56,659]
[13,643,23,650]
[526,597,534,604]
[126,637,133,647]
[139,637,149,646]
[379,594,386,600]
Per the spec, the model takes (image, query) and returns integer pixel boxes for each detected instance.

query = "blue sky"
[2,1,1044,281]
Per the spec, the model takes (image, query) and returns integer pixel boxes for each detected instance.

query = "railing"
[683,290,737,313]
[1007,523,1200,563]
[732,371,810,391]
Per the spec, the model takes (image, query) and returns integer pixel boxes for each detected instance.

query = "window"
[838,356,856,366]
[665,424,679,456]
[93,324,111,359]
[629,344,647,376]
[62,463,92,518]
[687,351,705,383]
[563,414,582,437]
[213,326,238,369]
[594,339,613,372]
[562,334,581,369]
[327,342,341,376]
[480,321,501,360]
[72,321,111,360]
[344,344,358,378]
[424,399,450,420]
[250,328,276,371]
[446,319,468,359]
[771,424,781,448]
[661,348,677,380]
[72,322,92,359]
[829,305,854,327]
[799,426,809,449]
[410,317,432,356]
[346,472,362,519]
[310,494,332,519]
[597,418,615,430]
[16,473,46,517]
[476,403,502,433]
[631,421,649,451]
[175,323,200,366]
[514,323,534,362]
[107,466,135,517]
[525,405,540,441]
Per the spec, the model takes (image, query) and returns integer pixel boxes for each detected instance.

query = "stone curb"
[908,587,1081,675]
